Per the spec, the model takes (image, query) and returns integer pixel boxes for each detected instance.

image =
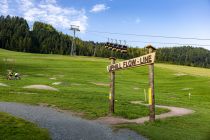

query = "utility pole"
[70,25,80,56]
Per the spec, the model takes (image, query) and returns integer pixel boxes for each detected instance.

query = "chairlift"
[121,45,128,53]
[112,44,118,51]
[116,40,122,52]
[116,45,122,52]
[112,40,118,51]
[108,43,113,50]
[104,39,128,53]
[107,39,113,50]
[105,42,110,49]
[121,40,128,53]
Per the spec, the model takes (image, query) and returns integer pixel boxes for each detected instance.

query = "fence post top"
[146,45,156,51]
[109,57,116,60]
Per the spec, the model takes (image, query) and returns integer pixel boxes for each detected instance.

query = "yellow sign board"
[107,52,156,72]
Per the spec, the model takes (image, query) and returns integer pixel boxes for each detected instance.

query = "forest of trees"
[0,15,210,68]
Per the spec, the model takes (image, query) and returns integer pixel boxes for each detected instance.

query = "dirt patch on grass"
[91,82,109,87]
[54,75,64,78]
[3,58,15,62]
[173,73,188,76]
[133,87,140,90]
[39,103,54,107]
[52,82,62,85]
[71,83,82,86]
[38,103,85,117]
[49,77,56,80]
[0,83,8,87]
[95,101,194,125]
[181,88,193,91]
[10,91,38,95]
[23,85,58,91]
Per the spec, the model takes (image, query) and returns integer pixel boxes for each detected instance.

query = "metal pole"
[109,57,116,114]
[93,44,97,57]
[148,45,155,122]
[70,25,80,56]
[73,29,76,55]
[70,29,75,56]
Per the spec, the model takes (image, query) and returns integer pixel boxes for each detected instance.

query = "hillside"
[0,49,210,140]
[0,15,210,68]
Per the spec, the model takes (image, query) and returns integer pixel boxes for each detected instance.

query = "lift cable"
[84,30,210,41]
[84,31,210,47]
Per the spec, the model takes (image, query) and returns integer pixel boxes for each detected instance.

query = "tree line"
[0,15,210,68]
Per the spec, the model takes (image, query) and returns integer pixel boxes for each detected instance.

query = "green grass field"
[0,48,210,140]
[0,112,50,140]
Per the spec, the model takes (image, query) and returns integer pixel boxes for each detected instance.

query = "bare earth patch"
[3,58,15,62]
[95,101,194,125]
[0,83,8,87]
[54,75,64,78]
[23,85,58,91]
[10,91,38,95]
[52,82,62,85]
[36,74,45,76]
[49,77,56,80]
[38,103,85,117]
[71,83,82,86]
[133,87,140,90]
[181,88,193,91]
[173,73,188,76]
[91,82,109,87]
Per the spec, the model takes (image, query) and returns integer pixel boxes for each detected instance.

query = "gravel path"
[0,102,146,140]
[96,101,194,125]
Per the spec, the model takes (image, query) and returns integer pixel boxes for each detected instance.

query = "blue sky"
[0,0,210,49]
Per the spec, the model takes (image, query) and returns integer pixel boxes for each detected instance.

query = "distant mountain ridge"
[0,15,210,68]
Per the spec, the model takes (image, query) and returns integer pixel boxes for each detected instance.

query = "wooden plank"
[148,47,155,122]
[107,52,156,72]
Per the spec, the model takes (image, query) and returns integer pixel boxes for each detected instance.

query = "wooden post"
[146,45,156,122]
[109,57,116,115]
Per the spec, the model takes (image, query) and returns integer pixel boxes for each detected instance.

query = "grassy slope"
[119,65,210,140]
[0,49,210,139]
[0,112,50,140]
[0,49,166,119]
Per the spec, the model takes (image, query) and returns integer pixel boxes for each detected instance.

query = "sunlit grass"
[0,49,210,140]
[0,112,50,140]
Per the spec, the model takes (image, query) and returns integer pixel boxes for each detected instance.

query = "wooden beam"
[109,57,116,114]
[147,45,156,122]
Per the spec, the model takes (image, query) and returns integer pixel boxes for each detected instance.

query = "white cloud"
[90,4,109,13]
[0,0,9,15]
[44,0,57,4]
[0,0,88,31]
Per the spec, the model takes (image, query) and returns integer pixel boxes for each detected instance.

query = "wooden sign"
[107,52,156,72]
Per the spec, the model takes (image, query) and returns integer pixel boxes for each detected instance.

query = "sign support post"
[106,45,156,121]
[109,57,116,115]
[146,45,156,122]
